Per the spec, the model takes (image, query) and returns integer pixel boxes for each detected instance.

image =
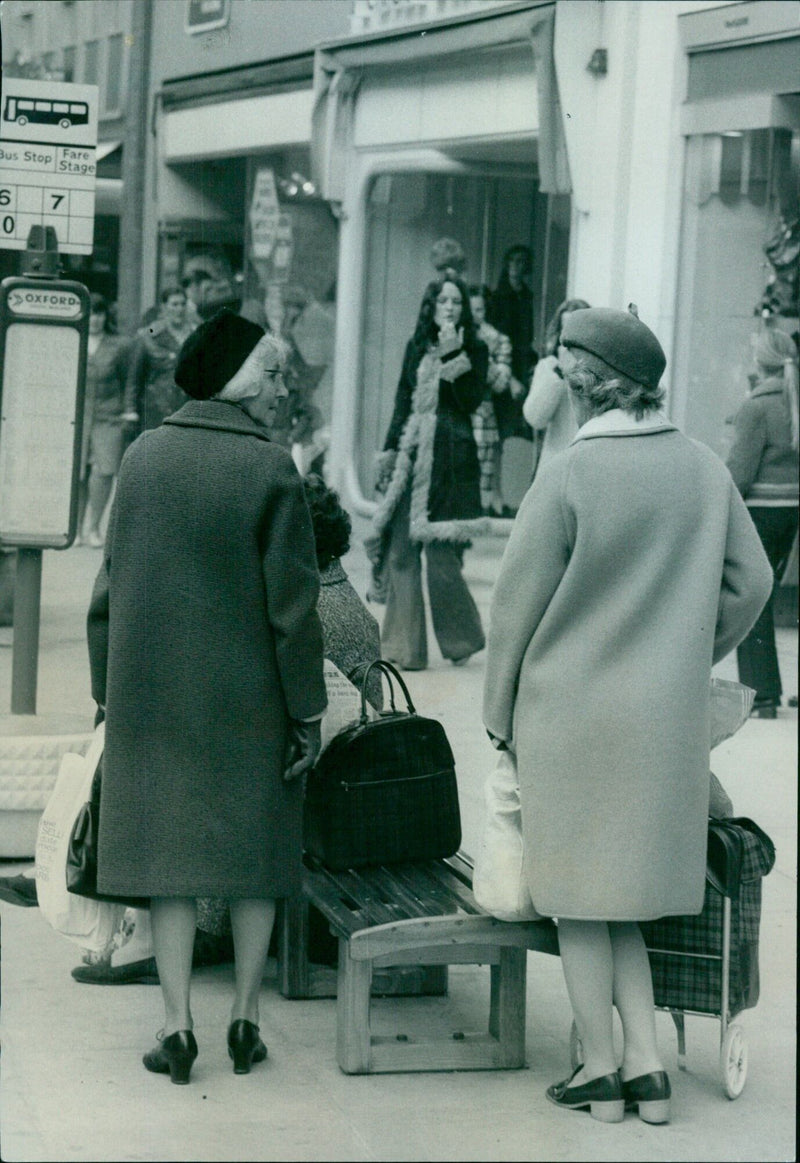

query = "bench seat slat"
[361,865,449,920]
[386,863,466,917]
[347,913,555,959]
[422,860,484,914]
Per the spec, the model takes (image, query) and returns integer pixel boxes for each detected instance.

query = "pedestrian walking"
[726,324,799,717]
[367,271,488,671]
[468,285,512,516]
[87,310,327,1084]
[483,307,773,1125]
[122,286,194,434]
[488,244,536,442]
[523,297,590,475]
[75,294,132,548]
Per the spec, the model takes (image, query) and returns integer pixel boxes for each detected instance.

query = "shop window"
[673,127,799,459]
[356,169,571,499]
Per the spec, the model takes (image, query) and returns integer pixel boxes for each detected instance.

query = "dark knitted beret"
[174,309,265,399]
[561,307,666,388]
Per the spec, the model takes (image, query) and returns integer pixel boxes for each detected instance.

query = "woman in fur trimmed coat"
[368,272,490,670]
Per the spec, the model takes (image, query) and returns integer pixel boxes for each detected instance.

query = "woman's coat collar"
[163,398,272,442]
[572,408,676,443]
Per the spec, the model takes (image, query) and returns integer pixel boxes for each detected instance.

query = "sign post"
[0,79,97,714]
[0,235,90,712]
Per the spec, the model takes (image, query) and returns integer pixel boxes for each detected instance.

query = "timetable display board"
[0,78,99,255]
[0,278,89,548]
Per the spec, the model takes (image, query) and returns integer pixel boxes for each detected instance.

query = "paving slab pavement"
[0,533,796,1161]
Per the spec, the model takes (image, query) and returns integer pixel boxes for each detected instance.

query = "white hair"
[216,333,289,402]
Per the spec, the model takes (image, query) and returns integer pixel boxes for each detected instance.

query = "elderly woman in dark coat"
[484,308,772,1125]
[88,311,327,1084]
[368,272,489,671]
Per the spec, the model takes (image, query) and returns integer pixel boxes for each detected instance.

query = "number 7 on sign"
[45,189,69,214]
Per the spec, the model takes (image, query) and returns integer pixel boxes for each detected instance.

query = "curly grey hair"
[216,333,290,402]
[564,356,665,420]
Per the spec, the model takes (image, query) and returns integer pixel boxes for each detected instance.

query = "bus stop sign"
[0,275,89,548]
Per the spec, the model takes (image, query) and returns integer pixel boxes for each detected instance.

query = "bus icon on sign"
[3,96,89,129]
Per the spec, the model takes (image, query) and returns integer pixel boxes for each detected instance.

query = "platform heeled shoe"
[142,1029,198,1085]
[228,1019,268,1074]
[545,1065,625,1123]
[622,1070,671,1124]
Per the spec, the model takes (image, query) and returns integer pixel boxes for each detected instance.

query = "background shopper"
[726,324,799,717]
[523,298,590,475]
[367,272,488,670]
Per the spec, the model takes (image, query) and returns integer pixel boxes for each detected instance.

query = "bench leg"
[489,947,527,1068]
[336,940,373,1074]
[277,896,311,999]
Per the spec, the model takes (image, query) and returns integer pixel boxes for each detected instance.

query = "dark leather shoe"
[72,957,159,985]
[228,1019,268,1074]
[752,700,779,719]
[622,1070,671,1123]
[143,1029,197,1084]
[0,875,38,907]
[546,1065,624,1123]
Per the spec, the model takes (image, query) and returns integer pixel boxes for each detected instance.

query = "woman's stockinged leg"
[86,470,115,535]
[556,918,617,1081]
[609,922,664,1080]
[229,898,276,1026]
[150,897,197,1035]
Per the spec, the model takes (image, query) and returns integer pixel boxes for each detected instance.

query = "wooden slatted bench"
[277,852,559,1074]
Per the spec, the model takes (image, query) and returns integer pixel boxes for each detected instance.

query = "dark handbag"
[66,754,150,908]
[304,659,461,871]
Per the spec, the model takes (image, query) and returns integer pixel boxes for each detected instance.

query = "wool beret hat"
[561,307,666,388]
[174,309,265,400]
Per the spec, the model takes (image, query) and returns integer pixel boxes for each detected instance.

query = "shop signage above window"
[350,0,518,35]
[185,0,230,36]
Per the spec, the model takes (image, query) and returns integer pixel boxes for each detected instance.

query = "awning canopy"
[161,87,316,163]
[310,0,569,203]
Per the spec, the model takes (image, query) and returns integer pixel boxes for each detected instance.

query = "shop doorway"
[357,165,570,500]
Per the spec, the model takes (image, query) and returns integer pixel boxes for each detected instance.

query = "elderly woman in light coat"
[89,311,327,1085]
[484,308,773,1125]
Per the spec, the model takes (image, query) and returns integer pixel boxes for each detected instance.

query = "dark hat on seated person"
[561,307,666,388]
[174,309,265,400]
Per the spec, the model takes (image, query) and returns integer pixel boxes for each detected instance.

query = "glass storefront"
[356,168,570,496]
[674,125,799,460]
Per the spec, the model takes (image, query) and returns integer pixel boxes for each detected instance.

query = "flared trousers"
[380,487,485,670]
[736,504,798,704]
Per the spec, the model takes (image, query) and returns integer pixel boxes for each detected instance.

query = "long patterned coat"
[88,398,327,899]
[483,410,773,921]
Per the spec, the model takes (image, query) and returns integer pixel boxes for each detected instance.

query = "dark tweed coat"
[88,399,327,899]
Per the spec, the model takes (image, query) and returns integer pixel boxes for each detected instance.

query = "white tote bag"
[34,722,125,952]
[473,749,543,922]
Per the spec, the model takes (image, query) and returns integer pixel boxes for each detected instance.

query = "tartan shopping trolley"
[570,816,776,1099]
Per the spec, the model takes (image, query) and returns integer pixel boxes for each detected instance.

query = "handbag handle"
[359,659,416,724]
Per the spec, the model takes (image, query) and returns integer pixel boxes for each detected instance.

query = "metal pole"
[11,547,43,714]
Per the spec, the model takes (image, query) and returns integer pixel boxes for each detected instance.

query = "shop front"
[673,4,799,461]
[313,1,570,513]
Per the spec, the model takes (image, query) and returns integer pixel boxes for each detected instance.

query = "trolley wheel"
[720,1022,748,1099]
[569,1020,583,1070]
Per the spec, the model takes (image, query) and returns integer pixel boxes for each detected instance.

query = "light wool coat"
[483,411,773,921]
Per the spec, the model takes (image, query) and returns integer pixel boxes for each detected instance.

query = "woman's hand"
[374,449,397,494]
[283,719,322,782]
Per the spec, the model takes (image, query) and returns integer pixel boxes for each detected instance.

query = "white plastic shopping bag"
[473,749,543,922]
[34,722,125,952]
